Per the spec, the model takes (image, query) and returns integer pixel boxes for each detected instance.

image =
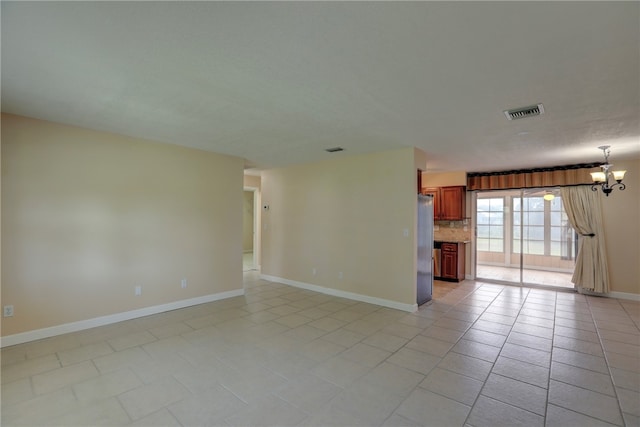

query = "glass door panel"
[475,188,575,288]
[517,189,544,285]
[475,190,518,284]
[517,189,575,288]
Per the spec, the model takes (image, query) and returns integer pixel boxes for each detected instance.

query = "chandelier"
[590,145,626,196]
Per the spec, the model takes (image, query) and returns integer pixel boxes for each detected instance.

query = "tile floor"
[1,272,639,426]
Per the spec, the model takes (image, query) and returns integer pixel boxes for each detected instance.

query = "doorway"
[243,188,258,271]
[475,188,576,289]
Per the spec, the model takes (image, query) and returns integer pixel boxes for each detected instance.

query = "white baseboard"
[0,288,244,348]
[260,274,418,313]
[605,291,640,302]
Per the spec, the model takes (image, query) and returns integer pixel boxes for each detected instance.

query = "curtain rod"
[467,162,602,177]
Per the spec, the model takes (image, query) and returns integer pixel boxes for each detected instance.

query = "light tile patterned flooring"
[2,272,639,426]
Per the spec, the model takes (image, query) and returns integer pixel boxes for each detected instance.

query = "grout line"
[2,277,636,426]
[586,296,628,424]
[542,290,558,424]
[461,284,521,425]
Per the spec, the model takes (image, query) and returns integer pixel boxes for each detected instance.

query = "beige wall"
[422,171,467,187]
[243,174,261,190]
[261,148,420,307]
[1,114,244,337]
[600,157,640,295]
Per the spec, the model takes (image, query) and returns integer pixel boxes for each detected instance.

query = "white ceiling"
[2,2,639,172]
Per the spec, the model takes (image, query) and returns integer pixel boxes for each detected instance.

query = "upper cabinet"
[422,185,466,220]
[421,187,441,219]
[440,186,466,220]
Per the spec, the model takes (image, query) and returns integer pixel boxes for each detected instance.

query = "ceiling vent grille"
[504,104,544,120]
[325,147,344,153]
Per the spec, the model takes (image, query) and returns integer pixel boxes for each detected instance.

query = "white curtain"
[560,186,610,293]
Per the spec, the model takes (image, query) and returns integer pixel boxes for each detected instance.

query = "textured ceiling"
[2,2,639,172]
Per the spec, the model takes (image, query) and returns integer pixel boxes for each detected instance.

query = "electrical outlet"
[312,268,317,275]
[135,286,142,296]
[463,226,468,231]
[338,272,344,280]
[181,278,187,289]
[3,305,14,317]
[403,228,409,237]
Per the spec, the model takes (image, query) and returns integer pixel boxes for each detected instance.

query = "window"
[476,198,504,252]
[513,196,545,255]
[513,195,574,257]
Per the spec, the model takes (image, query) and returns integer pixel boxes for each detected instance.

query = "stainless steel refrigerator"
[417,194,434,305]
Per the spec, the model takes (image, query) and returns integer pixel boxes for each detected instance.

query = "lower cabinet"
[436,242,465,282]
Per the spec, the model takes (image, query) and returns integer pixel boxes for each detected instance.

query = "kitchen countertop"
[435,240,470,244]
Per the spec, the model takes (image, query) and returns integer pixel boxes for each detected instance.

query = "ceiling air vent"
[504,104,544,120]
[325,147,344,153]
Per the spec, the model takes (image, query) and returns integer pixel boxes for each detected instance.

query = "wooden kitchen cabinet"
[440,186,466,220]
[440,242,465,282]
[421,186,466,220]
[421,187,440,219]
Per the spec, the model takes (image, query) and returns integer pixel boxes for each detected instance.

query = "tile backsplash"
[433,220,472,242]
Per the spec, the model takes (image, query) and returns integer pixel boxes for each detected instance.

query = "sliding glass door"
[475,188,576,288]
